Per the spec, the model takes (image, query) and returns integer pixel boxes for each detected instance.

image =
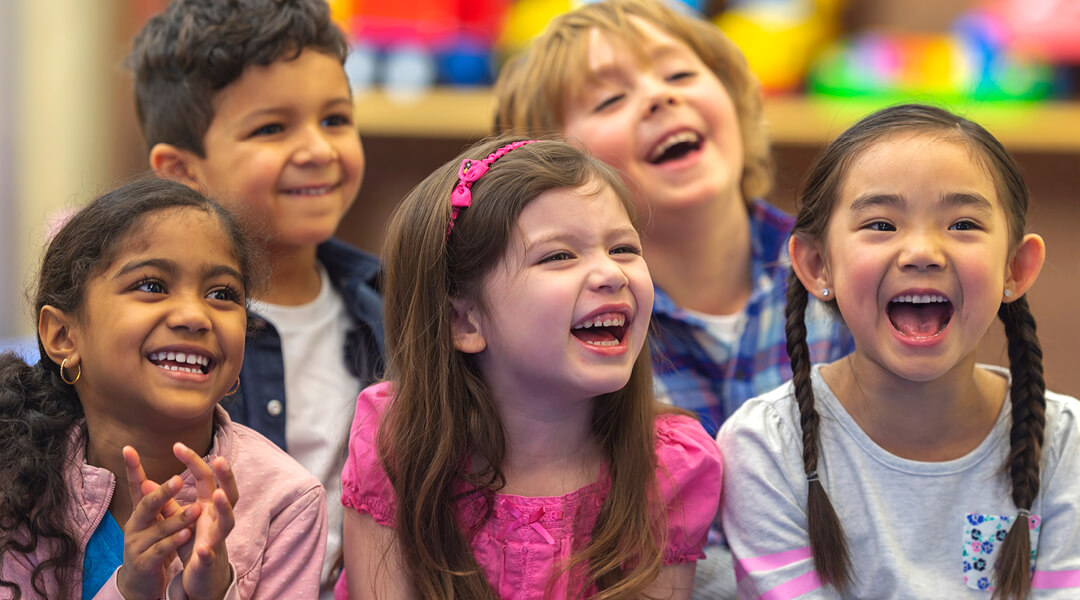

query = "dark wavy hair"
[0,177,264,599]
[127,0,349,155]
[785,104,1044,599]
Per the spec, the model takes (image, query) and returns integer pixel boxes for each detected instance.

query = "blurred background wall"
[2,0,1078,394]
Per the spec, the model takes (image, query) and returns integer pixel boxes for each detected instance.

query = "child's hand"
[118,446,202,600]
[173,442,240,600]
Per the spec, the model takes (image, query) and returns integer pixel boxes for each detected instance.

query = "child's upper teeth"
[573,314,626,329]
[890,294,948,304]
[649,131,699,161]
[150,351,210,366]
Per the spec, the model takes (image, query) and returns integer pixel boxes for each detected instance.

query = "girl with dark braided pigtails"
[717,104,1080,599]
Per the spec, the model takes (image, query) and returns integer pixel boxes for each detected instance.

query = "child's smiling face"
[561,17,744,220]
[185,48,363,251]
[457,181,654,405]
[70,207,248,429]
[820,131,1016,383]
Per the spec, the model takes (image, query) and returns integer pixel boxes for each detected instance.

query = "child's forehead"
[110,208,233,261]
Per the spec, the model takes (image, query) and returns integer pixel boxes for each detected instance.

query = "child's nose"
[589,257,629,291]
[898,231,947,271]
[167,297,213,333]
[649,95,677,115]
[292,127,336,165]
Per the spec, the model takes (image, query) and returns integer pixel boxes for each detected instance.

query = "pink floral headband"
[446,140,540,240]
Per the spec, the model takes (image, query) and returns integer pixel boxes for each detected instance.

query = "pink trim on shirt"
[735,547,813,582]
[755,571,823,600]
[1032,569,1080,589]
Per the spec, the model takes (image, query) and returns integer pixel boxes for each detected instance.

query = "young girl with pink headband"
[337,136,722,599]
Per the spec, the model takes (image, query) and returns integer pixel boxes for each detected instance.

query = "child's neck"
[821,354,1008,462]
[493,395,603,497]
[83,411,215,525]
[642,190,752,315]
[261,243,322,306]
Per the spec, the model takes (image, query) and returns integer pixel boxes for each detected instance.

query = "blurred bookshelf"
[354,89,1080,153]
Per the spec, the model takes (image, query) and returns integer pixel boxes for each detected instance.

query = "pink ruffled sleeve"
[340,381,397,526]
[653,413,723,564]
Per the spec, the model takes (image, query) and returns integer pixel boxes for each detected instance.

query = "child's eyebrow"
[114,258,242,282]
[941,192,994,215]
[526,226,641,249]
[848,192,995,216]
[849,193,905,215]
[115,258,176,278]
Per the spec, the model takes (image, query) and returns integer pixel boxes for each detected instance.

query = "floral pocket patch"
[962,512,1041,591]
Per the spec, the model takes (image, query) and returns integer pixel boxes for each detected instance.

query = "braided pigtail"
[992,296,1046,600]
[784,271,852,592]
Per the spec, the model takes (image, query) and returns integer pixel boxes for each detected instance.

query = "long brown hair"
[379,135,667,598]
[492,0,773,204]
[786,104,1044,598]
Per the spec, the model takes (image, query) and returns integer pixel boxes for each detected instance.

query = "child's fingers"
[128,475,184,531]
[122,446,150,505]
[173,442,216,499]
[135,525,193,568]
[139,478,186,520]
[211,457,240,506]
[210,488,236,540]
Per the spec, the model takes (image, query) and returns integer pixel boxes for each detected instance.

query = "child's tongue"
[889,303,950,337]
[571,328,617,343]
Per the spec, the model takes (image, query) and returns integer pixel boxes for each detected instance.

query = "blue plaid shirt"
[650,200,854,437]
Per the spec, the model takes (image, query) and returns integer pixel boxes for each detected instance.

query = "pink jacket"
[1,406,327,599]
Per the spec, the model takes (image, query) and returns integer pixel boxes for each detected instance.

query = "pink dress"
[336,382,722,599]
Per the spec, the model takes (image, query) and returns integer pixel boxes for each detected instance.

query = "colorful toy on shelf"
[497,0,574,59]
[806,1,1059,102]
[331,0,510,94]
[978,0,1080,63]
[713,0,844,94]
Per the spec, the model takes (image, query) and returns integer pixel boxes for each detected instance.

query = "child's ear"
[38,305,81,370]
[149,143,203,190]
[788,234,832,302]
[1003,233,1046,302]
[449,297,487,354]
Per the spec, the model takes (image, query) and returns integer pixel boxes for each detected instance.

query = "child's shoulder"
[716,376,802,441]
[222,410,323,493]
[1044,388,1080,456]
[653,411,722,491]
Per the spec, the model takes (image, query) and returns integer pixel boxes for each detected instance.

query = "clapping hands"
[118,443,239,600]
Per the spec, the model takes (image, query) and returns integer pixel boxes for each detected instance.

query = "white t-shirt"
[718,364,1080,599]
[250,264,361,594]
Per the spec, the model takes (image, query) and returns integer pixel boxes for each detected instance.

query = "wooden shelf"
[354,88,1080,152]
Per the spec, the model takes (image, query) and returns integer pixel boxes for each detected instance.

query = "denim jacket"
[224,238,385,450]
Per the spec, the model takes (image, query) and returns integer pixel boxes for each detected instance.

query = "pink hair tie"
[446,140,539,240]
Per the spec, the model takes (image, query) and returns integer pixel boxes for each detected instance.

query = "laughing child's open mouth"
[571,313,627,347]
[887,294,953,337]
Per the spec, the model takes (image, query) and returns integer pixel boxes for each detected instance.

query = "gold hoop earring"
[60,357,81,385]
[225,378,240,396]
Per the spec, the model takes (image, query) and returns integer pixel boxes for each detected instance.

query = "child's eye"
[949,220,980,231]
[322,113,352,127]
[593,94,624,112]
[134,278,166,294]
[540,251,575,263]
[866,221,896,232]
[251,123,284,137]
[207,285,243,304]
[611,245,642,256]
[667,70,695,82]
